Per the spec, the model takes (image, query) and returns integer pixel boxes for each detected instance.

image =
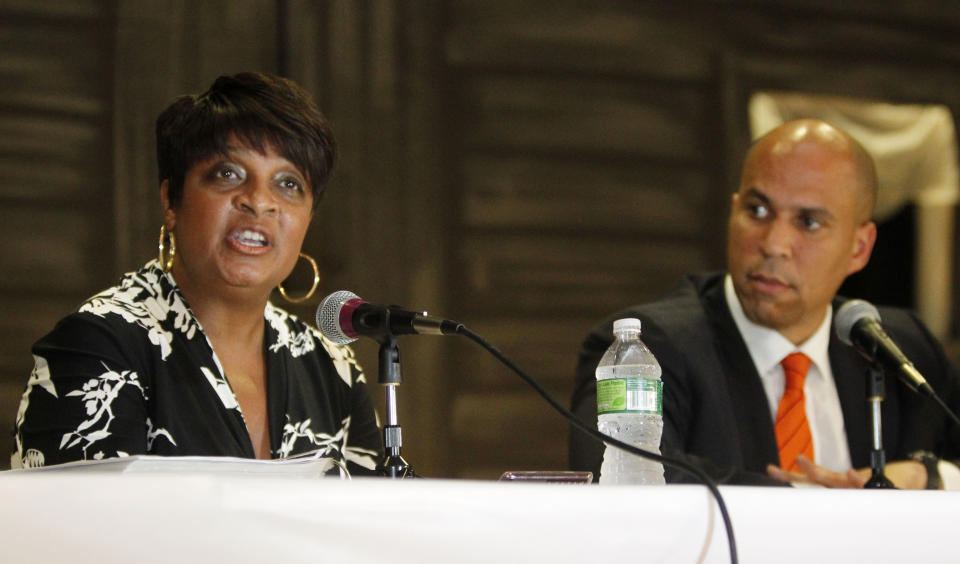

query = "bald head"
[728,118,879,344]
[743,119,877,222]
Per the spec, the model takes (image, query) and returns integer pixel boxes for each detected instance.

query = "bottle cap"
[612,318,641,333]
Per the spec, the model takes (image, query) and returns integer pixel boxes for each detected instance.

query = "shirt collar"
[723,273,833,377]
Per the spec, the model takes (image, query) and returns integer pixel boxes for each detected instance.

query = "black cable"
[930,391,960,428]
[455,325,738,564]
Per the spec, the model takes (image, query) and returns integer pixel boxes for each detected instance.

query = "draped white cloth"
[749,92,959,221]
[2,473,959,563]
[749,92,959,337]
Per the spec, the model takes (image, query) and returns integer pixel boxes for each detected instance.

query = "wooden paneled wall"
[443,4,726,476]
[0,0,116,466]
[2,1,960,478]
[440,1,960,478]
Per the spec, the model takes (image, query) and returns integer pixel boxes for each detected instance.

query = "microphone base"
[377,450,418,479]
[378,425,418,478]
[863,449,896,489]
[863,470,896,489]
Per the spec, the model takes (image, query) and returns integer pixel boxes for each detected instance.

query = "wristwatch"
[908,450,942,490]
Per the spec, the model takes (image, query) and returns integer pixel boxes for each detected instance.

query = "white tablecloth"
[1,473,956,563]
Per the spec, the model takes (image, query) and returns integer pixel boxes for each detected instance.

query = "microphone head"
[317,290,361,345]
[835,299,881,346]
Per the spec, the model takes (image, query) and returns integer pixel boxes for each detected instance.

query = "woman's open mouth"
[228,228,271,251]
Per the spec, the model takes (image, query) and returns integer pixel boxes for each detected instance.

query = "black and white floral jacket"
[12,260,382,473]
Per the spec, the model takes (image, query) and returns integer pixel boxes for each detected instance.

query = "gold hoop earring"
[158,225,176,272]
[278,253,320,303]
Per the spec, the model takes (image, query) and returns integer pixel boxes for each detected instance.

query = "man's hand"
[766,455,928,489]
[766,456,868,488]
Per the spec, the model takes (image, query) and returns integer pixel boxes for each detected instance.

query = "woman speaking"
[12,73,382,473]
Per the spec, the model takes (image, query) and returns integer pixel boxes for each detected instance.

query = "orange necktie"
[775,352,813,472]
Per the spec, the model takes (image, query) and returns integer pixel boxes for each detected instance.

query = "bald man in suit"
[570,119,960,488]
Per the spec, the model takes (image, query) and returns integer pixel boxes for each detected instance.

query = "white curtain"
[749,92,959,338]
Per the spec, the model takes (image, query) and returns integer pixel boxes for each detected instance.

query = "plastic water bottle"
[596,317,665,485]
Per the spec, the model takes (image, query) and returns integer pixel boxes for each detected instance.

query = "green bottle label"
[597,378,662,415]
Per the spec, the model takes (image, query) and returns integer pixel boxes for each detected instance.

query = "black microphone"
[835,299,935,398]
[316,290,462,345]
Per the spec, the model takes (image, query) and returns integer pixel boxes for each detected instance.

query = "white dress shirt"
[724,274,853,472]
[723,274,960,488]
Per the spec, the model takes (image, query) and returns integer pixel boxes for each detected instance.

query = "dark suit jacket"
[570,272,960,485]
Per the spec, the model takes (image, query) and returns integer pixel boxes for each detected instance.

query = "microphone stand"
[376,333,416,478]
[863,362,895,489]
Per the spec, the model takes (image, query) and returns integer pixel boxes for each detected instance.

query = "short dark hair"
[156,72,336,209]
